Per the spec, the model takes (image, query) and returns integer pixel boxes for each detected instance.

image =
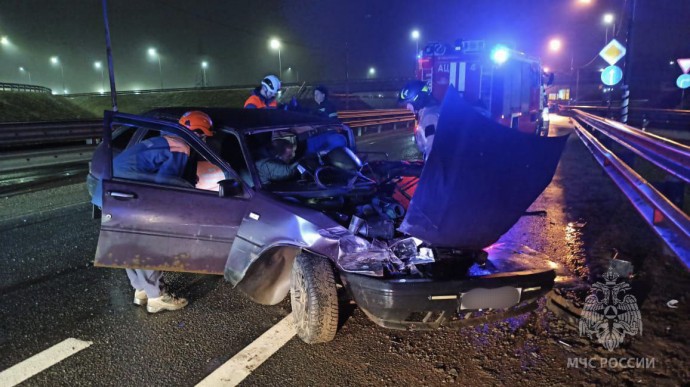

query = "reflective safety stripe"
[450,62,457,89]
[450,62,466,92]
[244,95,265,108]
[457,62,466,91]
[244,95,277,109]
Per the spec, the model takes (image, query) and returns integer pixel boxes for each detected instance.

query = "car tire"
[290,252,339,344]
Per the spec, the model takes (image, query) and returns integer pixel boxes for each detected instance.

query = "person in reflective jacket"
[398,80,439,160]
[92,111,214,313]
[244,75,281,109]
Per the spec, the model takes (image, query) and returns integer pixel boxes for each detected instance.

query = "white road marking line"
[196,314,296,387]
[0,338,92,386]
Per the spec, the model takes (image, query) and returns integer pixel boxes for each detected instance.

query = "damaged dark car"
[88,89,569,344]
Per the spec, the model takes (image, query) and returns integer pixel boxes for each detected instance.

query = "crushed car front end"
[338,243,557,330]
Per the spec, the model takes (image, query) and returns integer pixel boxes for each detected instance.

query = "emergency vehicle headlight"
[491,45,510,65]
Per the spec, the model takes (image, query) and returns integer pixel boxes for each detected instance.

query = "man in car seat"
[255,138,299,185]
[92,110,214,313]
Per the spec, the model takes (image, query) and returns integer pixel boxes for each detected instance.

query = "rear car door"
[94,112,250,275]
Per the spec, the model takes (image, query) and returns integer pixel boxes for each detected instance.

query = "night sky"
[0,0,688,93]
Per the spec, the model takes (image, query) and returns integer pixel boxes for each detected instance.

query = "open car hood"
[399,88,569,249]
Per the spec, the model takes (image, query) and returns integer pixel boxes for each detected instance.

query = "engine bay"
[266,145,488,279]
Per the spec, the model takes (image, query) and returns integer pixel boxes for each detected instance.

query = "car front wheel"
[290,252,339,344]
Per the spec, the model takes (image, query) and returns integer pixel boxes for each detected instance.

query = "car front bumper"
[341,268,554,330]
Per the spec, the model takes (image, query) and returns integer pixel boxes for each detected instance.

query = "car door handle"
[107,191,137,199]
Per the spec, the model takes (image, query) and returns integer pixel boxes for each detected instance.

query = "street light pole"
[605,26,608,44]
[603,13,615,44]
[148,48,163,89]
[278,48,282,79]
[51,57,65,94]
[345,41,350,110]
[19,67,32,84]
[570,53,578,101]
[411,30,420,56]
[411,29,420,75]
[201,61,208,87]
[620,0,636,124]
[157,55,163,89]
[270,39,282,79]
[286,67,299,82]
[95,61,105,92]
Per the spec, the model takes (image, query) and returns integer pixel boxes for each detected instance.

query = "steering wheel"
[313,166,355,189]
[313,165,377,191]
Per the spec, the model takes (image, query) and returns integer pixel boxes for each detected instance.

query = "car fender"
[223,191,345,305]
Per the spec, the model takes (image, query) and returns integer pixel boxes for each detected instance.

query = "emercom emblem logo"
[579,267,642,351]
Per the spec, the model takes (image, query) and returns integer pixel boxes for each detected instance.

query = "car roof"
[143,107,335,133]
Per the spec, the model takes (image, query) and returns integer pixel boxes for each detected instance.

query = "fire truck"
[416,40,550,135]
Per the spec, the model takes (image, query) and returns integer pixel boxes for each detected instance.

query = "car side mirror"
[218,179,243,197]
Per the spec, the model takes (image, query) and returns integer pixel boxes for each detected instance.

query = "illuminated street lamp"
[50,56,66,94]
[94,61,105,93]
[577,0,592,5]
[368,67,376,78]
[201,61,208,87]
[603,13,614,24]
[411,29,420,58]
[548,38,562,53]
[0,36,9,46]
[603,13,615,43]
[269,38,282,79]
[148,47,163,89]
[19,67,31,84]
[547,38,579,100]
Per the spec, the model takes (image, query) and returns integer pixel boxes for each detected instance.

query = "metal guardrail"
[0,109,414,175]
[339,109,415,129]
[0,145,96,173]
[560,104,690,131]
[0,109,414,148]
[566,105,690,115]
[0,82,52,94]
[574,110,690,183]
[0,120,102,147]
[572,111,690,268]
[64,84,263,98]
[62,77,412,98]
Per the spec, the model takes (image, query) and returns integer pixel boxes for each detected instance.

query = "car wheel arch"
[234,244,303,305]
[234,244,341,307]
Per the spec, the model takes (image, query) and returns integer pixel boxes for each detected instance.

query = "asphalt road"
[1,122,688,386]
